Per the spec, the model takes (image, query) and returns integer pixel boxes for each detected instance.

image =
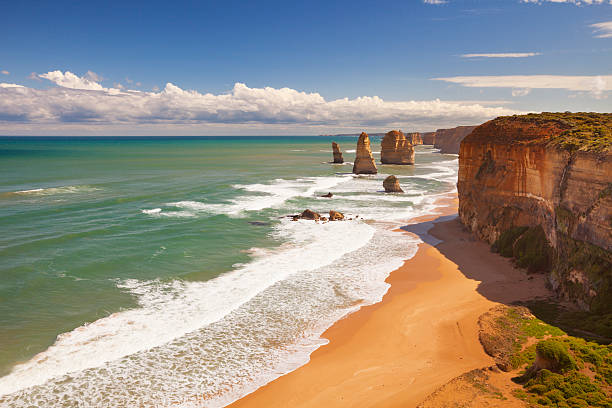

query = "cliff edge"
[458,112,612,312]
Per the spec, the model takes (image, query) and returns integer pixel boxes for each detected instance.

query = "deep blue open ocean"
[0,136,458,407]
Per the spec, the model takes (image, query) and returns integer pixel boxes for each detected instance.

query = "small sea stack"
[380,130,415,165]
[407,132,423,145]
[352,132,378,174]
[383,175,403,193]
[332,142,344,163]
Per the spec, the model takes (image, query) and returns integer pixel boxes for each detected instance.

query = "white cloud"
[591,20,612,38]
[28,72,41,81]
[1,70,9,75]
[461,53,541,58]
[512,88,532,97]
[521,0,612,4]
[434,74,612,97]
[0,83,24,88]
[0,70,517,131]
[423,0,447,4]
[39,70,107,91]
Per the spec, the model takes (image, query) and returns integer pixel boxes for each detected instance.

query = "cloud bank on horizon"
[0,70,518,133]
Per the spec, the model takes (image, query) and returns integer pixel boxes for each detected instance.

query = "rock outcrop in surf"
[380,130,415,165]
[383,175,404,193]
[352,132,378,174]
[332,142,344,164]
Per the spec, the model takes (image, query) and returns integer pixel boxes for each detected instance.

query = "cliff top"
[467,112,612,153]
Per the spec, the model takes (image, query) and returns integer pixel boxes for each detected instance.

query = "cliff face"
[353,132,378,174]
[422,132,436,145]
[434,126,477,154]
[380,130,415,165]
[332,142,344,163]
[458,113,612,312]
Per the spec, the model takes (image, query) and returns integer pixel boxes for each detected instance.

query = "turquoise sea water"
[0,136,458,407]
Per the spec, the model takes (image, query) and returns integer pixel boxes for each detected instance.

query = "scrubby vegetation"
[496,112,612,153]
[492,225,552,273]
[481,306,612,408]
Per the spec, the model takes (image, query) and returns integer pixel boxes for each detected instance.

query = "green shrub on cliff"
[492,226,528,257]
[492,225,552,273]
[536,340,577,372]
[513,226,552,273]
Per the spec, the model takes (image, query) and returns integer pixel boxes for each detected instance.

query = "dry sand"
[228,201,551,408]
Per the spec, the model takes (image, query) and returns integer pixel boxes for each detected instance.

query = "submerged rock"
[352,132,378,174]
[383,175,404,193]
[329,210,345,221]
[332,142,344,164]
[380,130,414,165]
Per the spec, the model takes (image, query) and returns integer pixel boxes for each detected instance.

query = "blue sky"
[0,0,610,135]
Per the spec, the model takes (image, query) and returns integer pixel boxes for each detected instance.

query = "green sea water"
[0,136,458,407]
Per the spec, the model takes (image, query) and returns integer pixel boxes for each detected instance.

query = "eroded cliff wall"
[434,126,477,154]
[458,113,612,312]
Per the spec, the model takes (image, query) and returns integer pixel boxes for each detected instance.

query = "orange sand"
[228,201,550,408]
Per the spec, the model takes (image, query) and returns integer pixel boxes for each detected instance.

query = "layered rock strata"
[458,113,612,312]
[383,175,403,193]
[332,142,344,163]
[380,130,415,165]
[352,132,378,174]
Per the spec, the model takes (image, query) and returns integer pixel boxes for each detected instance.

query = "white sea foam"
[142,175,353,218]
[0,151,460,407]
[5,185,100,196]
[0,218,375,398]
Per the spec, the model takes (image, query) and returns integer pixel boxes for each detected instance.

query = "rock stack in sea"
[380,130,415,165]
[352,132,378,174]
[332,142,344,163]
[407,132,423,145]
[383,175,403,193]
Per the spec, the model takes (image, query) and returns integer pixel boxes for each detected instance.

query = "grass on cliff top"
[484,306,612,408]
[496,112,612,153]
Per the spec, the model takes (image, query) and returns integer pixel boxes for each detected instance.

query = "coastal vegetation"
[479,306,612,408]
[494,112,612,153]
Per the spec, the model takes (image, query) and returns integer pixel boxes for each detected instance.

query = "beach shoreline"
[228,196,552,407]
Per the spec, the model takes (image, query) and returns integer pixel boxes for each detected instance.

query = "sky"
[0,0,610,135]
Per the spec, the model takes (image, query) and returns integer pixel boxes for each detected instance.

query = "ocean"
[0,136,458,407]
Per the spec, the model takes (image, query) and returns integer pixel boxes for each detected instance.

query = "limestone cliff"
[458,113,612,312]
[352,132,378,174]
[434,126,477,154]
[422,131,436,145]
[380,130,415,165]
[332,142,344,163]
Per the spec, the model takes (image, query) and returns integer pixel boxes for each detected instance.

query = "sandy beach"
[229,198,551,408]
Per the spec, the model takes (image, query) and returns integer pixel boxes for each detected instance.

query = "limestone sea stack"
[380,130,415,165]
[352,132,378,174]
[407,132,423,145]
[383,175,403,193]
[332,142,344,163]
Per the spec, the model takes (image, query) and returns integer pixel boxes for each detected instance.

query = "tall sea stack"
[380,130,415,165]
[332,142,344,163]
[352,132,378,174]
